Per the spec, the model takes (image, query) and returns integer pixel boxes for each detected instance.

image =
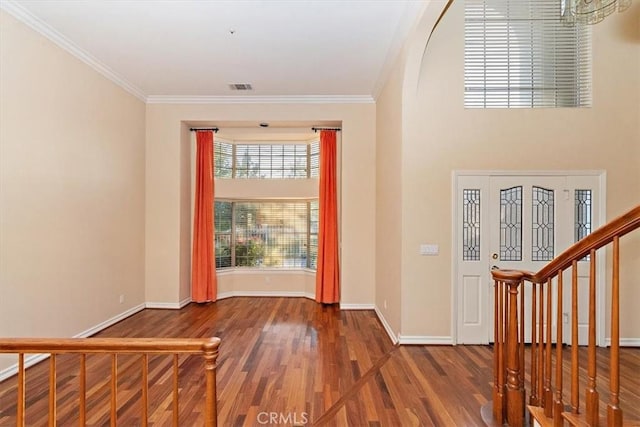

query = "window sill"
[216,268,316,276]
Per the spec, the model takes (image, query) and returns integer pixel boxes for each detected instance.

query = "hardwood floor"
[0,297,638,426]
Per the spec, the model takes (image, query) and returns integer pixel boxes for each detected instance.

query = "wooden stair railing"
[485,204,640,427]
[0,337,221,426]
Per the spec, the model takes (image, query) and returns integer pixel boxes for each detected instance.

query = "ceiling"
[2,0,428,102]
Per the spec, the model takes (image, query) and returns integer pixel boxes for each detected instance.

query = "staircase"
[483,205,640,427]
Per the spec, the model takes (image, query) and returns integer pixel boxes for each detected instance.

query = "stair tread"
[528,406,553,427]
[528,405,640,427]
[562,411,640,427]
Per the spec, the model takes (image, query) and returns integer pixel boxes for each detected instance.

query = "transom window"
[464,0,592,108]
[214,140,319,179]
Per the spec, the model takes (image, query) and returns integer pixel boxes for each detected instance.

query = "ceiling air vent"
[228,83,253,91]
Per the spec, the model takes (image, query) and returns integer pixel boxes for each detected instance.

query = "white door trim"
[451,170,607,346]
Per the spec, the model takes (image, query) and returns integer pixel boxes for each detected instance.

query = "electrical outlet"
[384,300,387,309]
[119,294,125,304]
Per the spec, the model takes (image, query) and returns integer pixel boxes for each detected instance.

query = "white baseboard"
[76,303,146,338]
[398,335,454,345]
[340,303,375,310]
[604,338,640,347]
[0,353,50,383]
[146,298,193,309]
[374,306,398,344]
[0,303,146,382]
[145,302,182,309]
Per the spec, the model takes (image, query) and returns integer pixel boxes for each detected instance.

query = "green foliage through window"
[214,201,318,269]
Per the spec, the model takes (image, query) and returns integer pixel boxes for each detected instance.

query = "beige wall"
[216,179,318,200]
[145,103,376,307]
[375,57,404,339]
[217,271,316,297]
[396,1,640,338]
[0,11,146,370]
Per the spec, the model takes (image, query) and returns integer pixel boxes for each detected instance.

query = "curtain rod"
[190,127,219,133]
[312,127,341,133]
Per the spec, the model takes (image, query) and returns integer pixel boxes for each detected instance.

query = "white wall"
[0,11,146,370]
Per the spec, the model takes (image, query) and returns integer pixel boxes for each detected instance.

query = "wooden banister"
[531,205,640,283]
[486,204,640,427]
[0,337,219,353]
[0,337,221,426]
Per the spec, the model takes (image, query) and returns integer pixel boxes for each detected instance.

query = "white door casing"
[453,171,605,345]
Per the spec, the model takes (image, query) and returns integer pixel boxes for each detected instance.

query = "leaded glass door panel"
[489,176,569,343]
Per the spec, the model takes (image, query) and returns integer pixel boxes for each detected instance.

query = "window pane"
[234,201,310,268]
[310,140,320,178]
[575,189,592,242]
[214,201,233,268]
[465,0,591,108]
[309,200,319,269]
[215,234,232,268]
[233,143,309,179]
[532,187,554,261]
[500,186,522,261]
[214,141,233,178]
[215,201,232,233]
[462,189,481,261]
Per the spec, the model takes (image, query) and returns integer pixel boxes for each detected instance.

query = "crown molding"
[1,1,377,106]
[146,95,375,105]
[0,0,147,102]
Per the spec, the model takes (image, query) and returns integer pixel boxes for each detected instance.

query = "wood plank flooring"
[0,297,638,426]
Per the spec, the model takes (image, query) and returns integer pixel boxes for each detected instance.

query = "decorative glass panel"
[463,189,481,261]
[575,190,592,242]
[532,187,555,261]
[500,186,522,261]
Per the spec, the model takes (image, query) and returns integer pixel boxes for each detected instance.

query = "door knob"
[491,265,500,270]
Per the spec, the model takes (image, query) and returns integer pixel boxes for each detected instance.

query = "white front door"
[455,173,602,345]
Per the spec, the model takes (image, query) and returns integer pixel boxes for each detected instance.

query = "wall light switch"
[420,244,439,256]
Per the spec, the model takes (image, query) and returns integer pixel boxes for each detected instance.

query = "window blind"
[214,200,318,269]
[214,140,319,179]
[464,0,592,108]
[214,141,233,178]
[310,140,320,178]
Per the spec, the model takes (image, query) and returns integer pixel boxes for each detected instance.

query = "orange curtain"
[315,130,340,304]
[192,131,217,303]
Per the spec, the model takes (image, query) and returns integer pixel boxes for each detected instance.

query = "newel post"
[492,270,526,427]
[203,338,221,427]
